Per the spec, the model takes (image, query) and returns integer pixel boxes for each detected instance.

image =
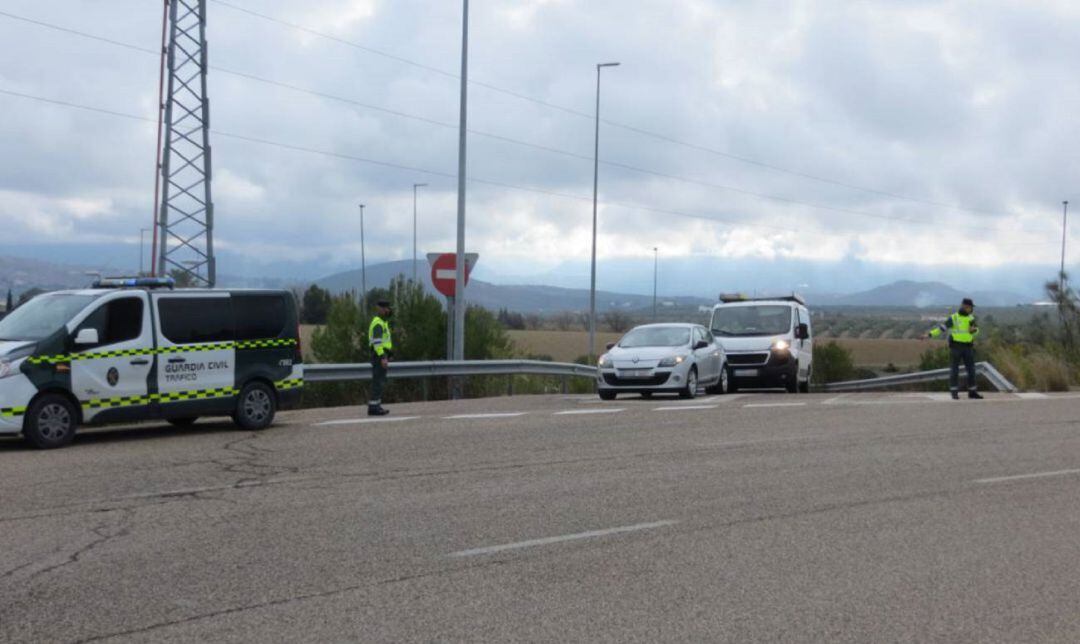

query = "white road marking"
[449,520,678,557]
[822,394,850,405]
[554,408,625,415]
[443,412,527,419]
[744,402,807,409]
[653,405,718,411]
[975,468,1080,484]
[315,416,421,426]
[1016,392,1049,400]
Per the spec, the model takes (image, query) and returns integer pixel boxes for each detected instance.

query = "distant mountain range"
[0,254,1038,310]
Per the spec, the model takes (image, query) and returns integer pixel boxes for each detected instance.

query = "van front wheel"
[24,394,78,449]
[234,382,276,431]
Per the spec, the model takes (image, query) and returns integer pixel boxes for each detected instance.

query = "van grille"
[727,353,770,366]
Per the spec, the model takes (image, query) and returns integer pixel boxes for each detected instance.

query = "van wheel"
[23,394,78,449]
[598,390,617,401]
[799,370,811,394]
[234,382,276,430]
[680,368,698,399]
[167,417,198,427]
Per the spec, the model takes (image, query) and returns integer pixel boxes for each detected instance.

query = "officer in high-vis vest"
[368,300,394,416]
[928,297,983,400]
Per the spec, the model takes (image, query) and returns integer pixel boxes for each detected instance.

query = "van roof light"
[92,276,176,290]
[719,293,806,305]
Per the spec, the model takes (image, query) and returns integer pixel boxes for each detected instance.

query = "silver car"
[596,323,728,400]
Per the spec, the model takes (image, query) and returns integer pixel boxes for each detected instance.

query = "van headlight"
[772,340,790,352]
[597,354,610,368]
[658,355,686,368]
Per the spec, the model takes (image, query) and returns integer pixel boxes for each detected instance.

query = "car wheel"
[23,394,78,449]
[167,417,199,427]
[680,368,698,399]
[706,366,729,395]
[234,382,276,430]
[799,369,811,393]
[599,390,617,401]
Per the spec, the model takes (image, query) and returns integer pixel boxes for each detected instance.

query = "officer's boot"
[950,391,960,400]
[368,404,389,417]
[968,390,983,400]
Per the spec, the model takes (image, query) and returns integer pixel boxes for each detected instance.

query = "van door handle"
[130,359,150,366]
[168,357,186,364]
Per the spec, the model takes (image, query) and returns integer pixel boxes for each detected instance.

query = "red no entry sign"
[428,253,478,297]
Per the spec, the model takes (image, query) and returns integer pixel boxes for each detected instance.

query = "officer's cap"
[961,297,975,307]
[375,299,392,308]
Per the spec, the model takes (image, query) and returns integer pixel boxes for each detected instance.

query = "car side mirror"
[74,328,99,346]
[693,340,709,350]
[795,323,809,340]
[605,342,616,350]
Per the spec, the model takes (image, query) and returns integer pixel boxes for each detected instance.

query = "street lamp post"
[139,227,150,275]
[1061,200,1070,294]
[452,0,469,376]
[652,247,658,320]
[413,183,427,284]
[588,61,620,364]
[359,203,367,309]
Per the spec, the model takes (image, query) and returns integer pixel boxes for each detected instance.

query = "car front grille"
[603,372,671,386]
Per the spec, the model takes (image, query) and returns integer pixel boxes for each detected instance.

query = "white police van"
[709,294,813,393]
[0,278,303,448]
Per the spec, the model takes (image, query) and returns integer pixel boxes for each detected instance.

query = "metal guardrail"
[304,360,597,383]
[822,361,1018,393]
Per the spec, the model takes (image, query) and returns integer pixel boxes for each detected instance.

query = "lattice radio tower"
[156,0,215,286]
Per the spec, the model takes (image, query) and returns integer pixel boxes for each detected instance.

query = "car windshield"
[712,305,792,337]
[0,293,97,342]
[618,326,691,348]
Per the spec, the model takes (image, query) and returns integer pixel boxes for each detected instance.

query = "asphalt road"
[3,390,1080,642]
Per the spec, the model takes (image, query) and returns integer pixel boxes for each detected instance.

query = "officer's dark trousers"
[949,344,977,392]
[370,357,387,406]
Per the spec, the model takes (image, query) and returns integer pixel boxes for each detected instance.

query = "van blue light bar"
[92,277,176,289]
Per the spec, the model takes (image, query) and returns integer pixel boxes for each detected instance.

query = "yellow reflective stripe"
[275,378,304,390]
[81,387,239,411]
[28,338,297,365]
[0,406,26,418]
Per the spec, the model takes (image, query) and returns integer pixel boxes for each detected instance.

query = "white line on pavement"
[653,405,718,411]
[744,402,807,409]
[1016,392,1049,400]
[315,416,421,426]
[443,412,528,419]
[975,468,1080,484]
[449,520,679,557]
[554,408,625,415]
[822,394,850,405]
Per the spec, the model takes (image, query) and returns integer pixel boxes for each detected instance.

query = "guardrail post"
[506,374,514,397]
[561,376,568,394]
[421,378,429,401]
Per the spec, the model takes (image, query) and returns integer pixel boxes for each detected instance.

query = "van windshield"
[0,293,97,342]
[619,326,691,348]
[712,305,792,337]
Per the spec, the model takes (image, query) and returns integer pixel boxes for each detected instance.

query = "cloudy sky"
[0,0,1077,295]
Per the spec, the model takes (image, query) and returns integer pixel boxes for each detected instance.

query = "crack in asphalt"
[1,508,134,584]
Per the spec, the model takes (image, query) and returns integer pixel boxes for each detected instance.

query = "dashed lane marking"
[653,405,718,411]
[822,394,850,405]
[744,402,807,409]
[1016,392,1049,400]
[449,520,679,557]
[315,416,422,426]
[554,408,626,416]
[443,412,528,419]
[975,468,1080,484]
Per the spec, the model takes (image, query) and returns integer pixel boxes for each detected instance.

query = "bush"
[812,341,856,384]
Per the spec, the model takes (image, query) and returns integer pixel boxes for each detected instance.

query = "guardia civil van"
[0,278,303,448]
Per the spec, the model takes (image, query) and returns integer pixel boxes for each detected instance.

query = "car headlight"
[0,350,31,379]
[597,354,610,367]
[772,340,790,352]
[658,355,686,368]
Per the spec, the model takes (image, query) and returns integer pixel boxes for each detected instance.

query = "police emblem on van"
[107,367,119,387]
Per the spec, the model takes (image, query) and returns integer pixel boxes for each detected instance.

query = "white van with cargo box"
[0,278,303,448]
[709,294,812,393]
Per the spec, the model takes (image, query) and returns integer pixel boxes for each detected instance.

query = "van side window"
[75,297,143,350]
[159,298,233,344]
[234,295,286,340]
